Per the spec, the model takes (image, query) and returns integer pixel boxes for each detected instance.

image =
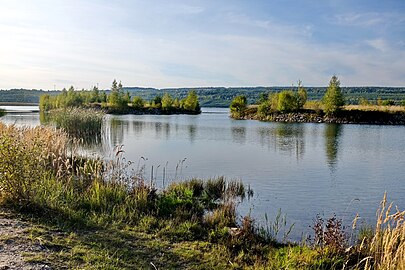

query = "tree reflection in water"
[324,124,342,172]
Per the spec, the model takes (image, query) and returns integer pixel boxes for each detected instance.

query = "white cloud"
[333,12,405,27]
[366,39,389,52]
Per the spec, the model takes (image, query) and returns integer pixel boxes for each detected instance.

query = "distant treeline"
[2,86,405,107]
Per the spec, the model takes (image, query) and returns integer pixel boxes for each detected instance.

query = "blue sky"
[1,0,404,89]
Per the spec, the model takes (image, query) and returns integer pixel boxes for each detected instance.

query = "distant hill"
[1,87,405,107]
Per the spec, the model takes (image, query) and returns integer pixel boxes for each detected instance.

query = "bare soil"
[0,209,51,270]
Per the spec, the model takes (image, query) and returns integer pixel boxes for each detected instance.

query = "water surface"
[2,106,404,240]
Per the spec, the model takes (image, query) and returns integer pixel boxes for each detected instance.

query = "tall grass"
[362,193,405,270]
[42,108,104,138]
[0,123,68,203]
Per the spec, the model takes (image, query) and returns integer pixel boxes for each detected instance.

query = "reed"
[363,193,405,270]
[43,108,104,138]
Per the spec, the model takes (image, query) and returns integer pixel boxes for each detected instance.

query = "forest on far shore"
[1,86,405,107]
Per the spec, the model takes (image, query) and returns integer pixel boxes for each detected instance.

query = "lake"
[1,106,405,240]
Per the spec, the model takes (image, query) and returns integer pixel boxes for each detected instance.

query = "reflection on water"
[232,127,246,144]
[324,124,342,171]
[108,118,129,145]
[257,124,305,160]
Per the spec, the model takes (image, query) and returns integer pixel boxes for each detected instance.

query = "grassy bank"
[0,123,404,269]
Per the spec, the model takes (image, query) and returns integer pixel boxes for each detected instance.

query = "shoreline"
[236,107,405,125]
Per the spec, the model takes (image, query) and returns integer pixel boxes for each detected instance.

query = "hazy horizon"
[1,0,404,89]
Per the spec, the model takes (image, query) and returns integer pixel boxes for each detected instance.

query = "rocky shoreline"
[238,108,405,125]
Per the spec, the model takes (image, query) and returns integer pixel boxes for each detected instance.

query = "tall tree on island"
[323,75,344,115]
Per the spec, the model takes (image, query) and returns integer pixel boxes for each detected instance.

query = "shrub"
[277,91,297,112]
[230,95,247,118]
[311,214,347,253]
[132,96,144,110]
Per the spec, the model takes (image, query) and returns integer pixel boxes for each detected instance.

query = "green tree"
[296,80,307,108]
[91,86,100,103]
[132,96,144,109]
[323,75,344,115]
[151,96,162,108]
[230,95,247,118]
[161,93,174,111]
[108,79,127,109]
[182,90,200,112]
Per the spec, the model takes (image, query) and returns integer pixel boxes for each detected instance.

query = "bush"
[132,96,144,110]
[230,95,247,118]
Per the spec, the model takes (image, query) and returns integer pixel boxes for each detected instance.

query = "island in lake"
[230,76,405,125]
[39,79,201,115]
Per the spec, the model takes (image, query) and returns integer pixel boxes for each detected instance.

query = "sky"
[1,0,404,90]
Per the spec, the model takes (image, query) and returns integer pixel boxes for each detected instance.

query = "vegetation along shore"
[0,123,404,269]
[230,76,405,125]
[39,79,201,115]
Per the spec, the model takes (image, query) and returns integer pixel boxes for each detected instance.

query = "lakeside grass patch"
[0,123,404,269]
[41,108,104,138]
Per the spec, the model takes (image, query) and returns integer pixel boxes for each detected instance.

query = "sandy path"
[0,210,51,270]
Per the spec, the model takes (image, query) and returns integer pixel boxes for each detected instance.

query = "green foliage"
[151,95,162,108]
[131,96,144,109]
[0,124,68,203]
[39,87,106,111]
[381,99,395,106]
[297,81,308,108]
[0,108,5,117]
[277,91,298,112]
[161,93,174,111]
[323,75,344,115]
[255,83,308,117]
[108,79,128,109]
[402,99,405,106]
[42,108,104,137]
[181,90,200,112]
[359,97,370,106]
[230,95,247,118]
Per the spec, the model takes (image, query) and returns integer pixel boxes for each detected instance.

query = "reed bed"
[43,108,104,137]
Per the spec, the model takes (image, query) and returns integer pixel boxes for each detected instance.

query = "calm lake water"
[2,106,405,240]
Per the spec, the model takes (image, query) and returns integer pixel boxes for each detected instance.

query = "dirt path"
[0,209,51,270]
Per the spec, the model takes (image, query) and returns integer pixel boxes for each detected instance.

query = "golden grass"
[344,104,405,113]
[363,193,405,270]
[0,123,70,201]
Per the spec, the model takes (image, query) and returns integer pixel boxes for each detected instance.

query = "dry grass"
[344,104,405,113]
[0,123,69,202]
[363,193,405,270]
